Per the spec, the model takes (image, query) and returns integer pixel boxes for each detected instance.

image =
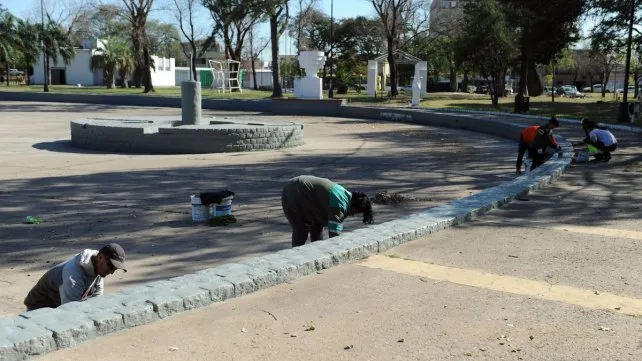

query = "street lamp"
[328,0,334,98]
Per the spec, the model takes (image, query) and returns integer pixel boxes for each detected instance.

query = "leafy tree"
[262,0,289,97]
[588,0,641,104]
[16,19,41,85]
[590,37,624,97]
[147,21,182,58]
[547,48,575,102]
[499,0,585,111]
[90,38,131,89]
[456,0,516,107]
[370,0,413,96]
[0,10,21,86]
[202,0,262,61]
[122,0,155,93]
[38,18,75,91]
[296,9,335,79]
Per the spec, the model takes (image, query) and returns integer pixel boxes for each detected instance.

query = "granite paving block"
[19,308,96,349]
[0,316,56,361]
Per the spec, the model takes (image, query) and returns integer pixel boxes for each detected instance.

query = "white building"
[32,39,175,87]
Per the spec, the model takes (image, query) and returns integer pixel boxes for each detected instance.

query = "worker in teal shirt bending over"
[281,175,374,247]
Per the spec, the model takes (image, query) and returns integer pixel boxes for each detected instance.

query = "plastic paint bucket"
[210,196,234,217]
[190,195,209,222]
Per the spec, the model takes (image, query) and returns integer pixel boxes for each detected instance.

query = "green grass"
[0,84,286,99]
[0,84,624,123]
[416,92,621,122]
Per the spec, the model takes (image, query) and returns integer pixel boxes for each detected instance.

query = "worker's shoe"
[602,153,611,162]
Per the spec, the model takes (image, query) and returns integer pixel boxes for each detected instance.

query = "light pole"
[41,0,48,92]
[328,0,334,98]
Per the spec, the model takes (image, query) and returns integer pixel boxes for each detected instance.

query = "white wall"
[32,49,101,86]
[244,70,273,89]
[32,51,175,87]
[151,56,176,86]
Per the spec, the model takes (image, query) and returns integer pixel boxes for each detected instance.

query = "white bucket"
[210,196,234,217]
[190,195,209,222]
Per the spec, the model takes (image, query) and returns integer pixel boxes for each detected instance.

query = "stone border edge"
[0,108,572,361]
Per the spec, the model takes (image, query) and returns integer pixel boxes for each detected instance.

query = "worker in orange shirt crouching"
[516,117,563,174]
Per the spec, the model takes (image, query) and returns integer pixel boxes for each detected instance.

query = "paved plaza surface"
[40,122,642,360]
[0,102,515,316]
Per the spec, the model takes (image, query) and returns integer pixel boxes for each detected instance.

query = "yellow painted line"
[549,225,642,241]
[359,255,642,317]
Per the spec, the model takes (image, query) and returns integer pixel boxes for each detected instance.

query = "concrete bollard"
[181,81,203,125]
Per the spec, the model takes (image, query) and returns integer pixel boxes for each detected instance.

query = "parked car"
[615,86,638,94]
[582,84,611,93]
[466,85,477,93]
[476,85,490,94]
[559,85,585,98]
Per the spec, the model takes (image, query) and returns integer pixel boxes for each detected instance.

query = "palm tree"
[0,11,22,86]
[90,38,131,89]
[16,20,40,85]
[38,19,75,91]
[116,46,135,88]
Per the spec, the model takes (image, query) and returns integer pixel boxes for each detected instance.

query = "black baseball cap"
[99,243,127,272]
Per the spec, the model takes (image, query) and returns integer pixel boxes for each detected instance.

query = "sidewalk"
[40,120,642,360]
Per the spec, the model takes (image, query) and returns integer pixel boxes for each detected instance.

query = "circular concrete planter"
[70,116,304,154]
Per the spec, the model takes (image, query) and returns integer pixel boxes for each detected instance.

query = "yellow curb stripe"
[359,255,642,317]
[549,225,642,241]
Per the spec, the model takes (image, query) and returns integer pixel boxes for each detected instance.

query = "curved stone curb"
[426,107,642,134]
[0,111,573,361]
[70,117,305,154]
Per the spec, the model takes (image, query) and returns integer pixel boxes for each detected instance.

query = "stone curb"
[425,107,642,133]
[0,110,573,361]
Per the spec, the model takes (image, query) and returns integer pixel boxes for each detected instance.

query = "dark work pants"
[516,136,528,170]
[290,224,324,247]
[590,140,617,156]
[527,148,546,171]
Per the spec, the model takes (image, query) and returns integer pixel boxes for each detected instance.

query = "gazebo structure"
[367,50,428,97]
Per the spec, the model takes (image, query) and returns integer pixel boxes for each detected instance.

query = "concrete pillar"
[417,61,428,96]
[181,81,203,125]
[367,60,378,96]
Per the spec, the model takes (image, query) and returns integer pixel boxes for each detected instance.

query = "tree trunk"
[551,63,555,103]
[387,36,397,96]
[142,36,155,93]
[515,52,529,113]
[270,16,282,98]
[5,63,10,87]
[191,43,198,81]
[25,65,30,85]
[462,71,469,93]
[252,57,258,90]
[45,55,51,91]
[491,76,499,107]
[602,69,610,98]
[449,64,457,92]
